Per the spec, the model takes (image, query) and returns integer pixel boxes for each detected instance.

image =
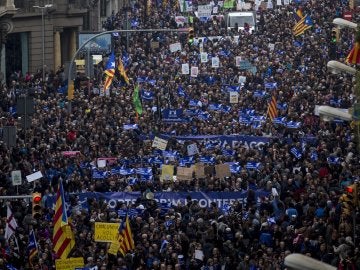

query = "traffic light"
[331,28,339,43]
[32,192,42,219]
[188,27,194,44]
[340,184,357,216]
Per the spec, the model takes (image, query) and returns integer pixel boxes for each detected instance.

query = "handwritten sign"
[161,165,174,182]
[212,57,220,68]
[55,257,84,270]
[201,52,208,63]
[94,223,119,242]
[182,63,190,74]
[152,136,168,151]
[191,66,199,77]
[169,42,182,52]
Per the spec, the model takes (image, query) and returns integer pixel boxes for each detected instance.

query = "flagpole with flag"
[133,84,143,121]
[5,204,18,243]
[117,57,130,85]
[27,229,39,266]
[103,52,116,94]
[52,181,75,259]
[293,15,313,36]
[109,213,135,256]
[267,95,278,121]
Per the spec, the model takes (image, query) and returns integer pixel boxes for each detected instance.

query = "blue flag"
[290,147,302,159]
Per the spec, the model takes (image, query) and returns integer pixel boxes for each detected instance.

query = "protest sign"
[215,164,231,179]
[152,136,168,151]
[94,222,119,242]
[161,165,174,182]
[177,167,193,180]
[194,163,206,178]
[55,257,84,270]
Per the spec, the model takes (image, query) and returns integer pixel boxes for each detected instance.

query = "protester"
[0,0,359,269]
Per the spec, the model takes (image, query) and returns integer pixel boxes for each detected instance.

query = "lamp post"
[33,4,53,86]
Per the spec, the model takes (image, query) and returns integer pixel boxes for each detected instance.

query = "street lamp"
[33,4,53,86]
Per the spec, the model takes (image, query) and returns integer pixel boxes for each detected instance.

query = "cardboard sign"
[177,167,193,180]
[215,164,231,179]
[161,165,174,182]
[55,257,84,270]
[182,63,190,74]
[194,163,206,178]
[94,223,119,242]
[152,136,168,151]
[11,170,22,186]
[229,91,239,104]
[151,41,160,49]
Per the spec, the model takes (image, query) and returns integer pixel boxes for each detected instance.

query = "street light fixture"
[333,18,357,29]
[33,4,53,86]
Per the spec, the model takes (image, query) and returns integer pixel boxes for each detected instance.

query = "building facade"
[1,0,125,84]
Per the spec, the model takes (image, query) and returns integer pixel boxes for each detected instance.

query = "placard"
[268,43,275,51]
[276,0,282,5]
[187,143,199,156]
[152,136,168,151]
[169,42,182,52]
[108,241,120,255]
[94,222,119,242]
[197,4,212,17]
[182,63,190,74]
[200,52,208,63]
[151,41,160,49]
[212,57,220,68]
[160,165,174,182]
[229,91,239,104]
[235,56,242,66]
[194,163,206,178]
[55,257,84,270]
[215,164,231,179]
[97,159,106,168]
[26,171,43,183]
[177,167,193,180]
[190,66,199,77]
[11,170,22,186]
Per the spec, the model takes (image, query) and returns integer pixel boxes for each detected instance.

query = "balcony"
[0,0,17,18]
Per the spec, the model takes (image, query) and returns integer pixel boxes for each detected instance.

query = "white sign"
[191,66,199,77]
[182,63,190,74]
[235,56,242,67]
[175,16,188,26]
[197,4,212,17]
[268,43,275,51]
[187,143,199,156]
[268,0,274,8]
[283,0,289,4]
[276,0,282,5]
[152,136,168,151]
[11,170,22,186]
[212,57,220,68]
[169,42,182,53]
[212,6,218,13]
[229,91,239,104]
[97,159,106,168]
[26,171,43,183]
[200,52,208,63]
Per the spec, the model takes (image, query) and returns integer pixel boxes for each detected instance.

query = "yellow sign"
[94,222,119,242]
[108,241,120,255]
[160,165,174,182]
[55,257,84,270]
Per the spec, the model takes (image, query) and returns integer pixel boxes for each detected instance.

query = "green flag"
[133,84,143,115]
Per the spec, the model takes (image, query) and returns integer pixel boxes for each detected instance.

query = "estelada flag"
[346,42,360,64]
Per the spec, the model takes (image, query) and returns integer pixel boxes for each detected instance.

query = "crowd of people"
[1,0,360,269]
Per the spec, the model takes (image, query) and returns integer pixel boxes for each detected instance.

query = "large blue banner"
[160,134,272,149]
[45,191,270,210]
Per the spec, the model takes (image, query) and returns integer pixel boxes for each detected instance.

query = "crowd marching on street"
[1,0,360,269]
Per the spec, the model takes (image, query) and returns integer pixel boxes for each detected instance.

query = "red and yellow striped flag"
[118,58,130,85]
[267,95,278,121]
[346,42,360,64]
[52,181,75,259]
[118,215,135,255]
